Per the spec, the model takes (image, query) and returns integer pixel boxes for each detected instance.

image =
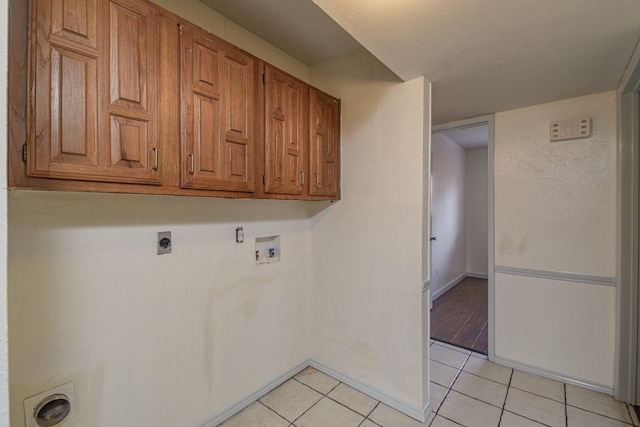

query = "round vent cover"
[34,394,71,427]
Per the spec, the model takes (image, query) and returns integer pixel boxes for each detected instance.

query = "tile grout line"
[461,368,511,388]
[256,400,295,426]
[508,385,568,405]
[628,404,640,427]
[500,369,558,427]
[293,373,381,423]
[286,376,339,425]
[564,403,636,426]
[564,383,568,427]
[431,352,472,422]
[497,368,514,426]
[362,401,383,427]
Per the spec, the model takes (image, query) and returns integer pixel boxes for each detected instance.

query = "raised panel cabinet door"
[180,24,255,192]
[264,65,306,195]
[29,0,100,178]
[309,88,340,198]
[28,0,160,184]
[105,0,160,183]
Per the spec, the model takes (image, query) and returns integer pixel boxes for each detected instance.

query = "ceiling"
[437,125,488,150]
[200,0,361,66]
[200,0,640,124]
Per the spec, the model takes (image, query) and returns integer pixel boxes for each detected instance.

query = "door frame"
[617,44,640,404]
[432,114,496,360]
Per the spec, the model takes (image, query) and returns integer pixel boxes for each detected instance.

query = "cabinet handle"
[300,171,304,185]
[188,154,195,174]
[152,147,158,171]
[315,173,319,186]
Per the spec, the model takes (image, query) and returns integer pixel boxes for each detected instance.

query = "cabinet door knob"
[430,236,437,241]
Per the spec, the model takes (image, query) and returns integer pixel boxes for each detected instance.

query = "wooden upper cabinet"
[263,65,308,196]
[28,0,161,184]
[309,88,340,198]
[179,24,256,192]
[19,0,340,198]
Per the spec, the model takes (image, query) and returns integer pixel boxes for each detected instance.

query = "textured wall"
[9,192,313,427]
[430,133,467,297]
[466,148,488,276]
[494,91,617,387]
[310,50,429,414]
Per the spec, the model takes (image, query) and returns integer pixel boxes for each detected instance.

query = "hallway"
[431,277,488,354]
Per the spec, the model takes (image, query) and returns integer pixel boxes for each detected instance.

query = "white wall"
[150,0,310,83]
[430,133,467,297]
[466,148,488,276]
[9,192,313,427]
[494,91,617,388]
[309,49,430,415]
[0,1,9,425]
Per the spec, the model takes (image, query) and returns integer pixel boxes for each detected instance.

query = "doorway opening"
[430,116,495,359]
[617,56,640,405]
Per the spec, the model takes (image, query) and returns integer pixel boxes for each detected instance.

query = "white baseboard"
[467,272,488,279]
[493,355,614,395]
[432,272,489,302]
[194,360,430,426]
[309,360,430,423]
[193,360,309,427]
[431,273,466,301]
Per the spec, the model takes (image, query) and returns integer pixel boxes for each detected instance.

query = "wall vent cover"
[550,118,591,142]
[24,382,77,427]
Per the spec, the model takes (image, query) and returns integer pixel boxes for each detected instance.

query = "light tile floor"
[221,340,640,427]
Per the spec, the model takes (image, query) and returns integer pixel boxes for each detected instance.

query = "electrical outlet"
[157,231,172,255]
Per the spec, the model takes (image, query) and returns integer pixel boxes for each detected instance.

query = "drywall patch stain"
[203,288,215,391]
[87,361,106,423]
[498,231,527,257]
[350,339,382,377]
[237,295,259,325]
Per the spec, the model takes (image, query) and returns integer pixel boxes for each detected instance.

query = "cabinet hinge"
[22,143,27,163]
[263,174,266,184]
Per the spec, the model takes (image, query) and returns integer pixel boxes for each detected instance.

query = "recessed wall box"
[255,235,280,265]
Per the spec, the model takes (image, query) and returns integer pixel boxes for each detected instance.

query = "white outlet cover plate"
[24,382,77,427]
[157,231,172,255]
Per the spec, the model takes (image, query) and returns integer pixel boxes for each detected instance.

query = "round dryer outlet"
[24,382,77,427]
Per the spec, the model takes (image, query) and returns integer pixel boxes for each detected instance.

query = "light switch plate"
[157,231,172,255]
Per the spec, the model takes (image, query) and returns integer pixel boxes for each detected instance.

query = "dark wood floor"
[431,277,488,354]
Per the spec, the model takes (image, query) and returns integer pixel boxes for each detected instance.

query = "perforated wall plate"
[550,118,591,142]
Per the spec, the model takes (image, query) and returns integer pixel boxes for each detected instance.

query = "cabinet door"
[28,0,160,184]
[180,24,256,192]
[309,88,340,198]
[264,65,307,195]
[105,0,160,183]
